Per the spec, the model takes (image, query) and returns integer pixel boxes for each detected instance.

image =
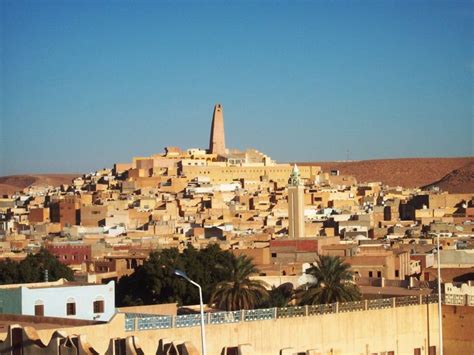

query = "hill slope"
[0,174,80,196]
[1,157,473,196]
[298,157,474,191]
[422,161,474,193]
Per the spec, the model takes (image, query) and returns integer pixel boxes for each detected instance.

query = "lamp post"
[174,269,207,355]
[436,234,444,355]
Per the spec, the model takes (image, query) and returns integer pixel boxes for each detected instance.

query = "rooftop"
[0,278,110,290]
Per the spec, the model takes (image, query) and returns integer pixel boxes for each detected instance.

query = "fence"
[123,294,439,332]
[444,294,474,307]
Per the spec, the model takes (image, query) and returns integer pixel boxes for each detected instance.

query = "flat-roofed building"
[0,279,115,322]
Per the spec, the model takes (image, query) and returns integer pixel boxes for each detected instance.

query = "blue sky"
[1,0,472,175]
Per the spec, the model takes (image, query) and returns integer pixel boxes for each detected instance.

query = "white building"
[0,279,115,321]
[444,282,474,306]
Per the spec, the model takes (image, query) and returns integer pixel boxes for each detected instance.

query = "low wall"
[117,303,178,316]
[21,300,440,354]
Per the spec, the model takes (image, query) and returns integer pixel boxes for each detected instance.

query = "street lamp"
[436,235,444,355]
[174,269,207,355]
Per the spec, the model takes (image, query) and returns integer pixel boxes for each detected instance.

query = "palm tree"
[259,283,294,308]
[297,254,361,305]
[209,254,269,311]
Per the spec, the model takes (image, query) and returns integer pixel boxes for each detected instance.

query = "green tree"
[297,255,361,305]
[20,248,74,282]
[0,248,74,285]
[259,283,294,308]
[116,245,234,307]
[209,254,269,311]
[0,259,20,284]
[116,247,184,306]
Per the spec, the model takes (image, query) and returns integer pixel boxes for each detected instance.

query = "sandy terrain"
[0,174,80,196]
[422,161,474,193]
[297,157,474,192]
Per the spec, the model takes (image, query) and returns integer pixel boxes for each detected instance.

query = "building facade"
[0,279,115,322]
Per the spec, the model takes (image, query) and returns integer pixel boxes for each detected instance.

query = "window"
[93,300,105,313]
[377,271,382,278]
[34,300,44,316]
[395,270,399,277]
[66,298,76,316]
[66,302,76,315]
[369,271,373,277]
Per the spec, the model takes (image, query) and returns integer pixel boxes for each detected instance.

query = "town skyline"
[0,2,473,353]
[2,0,473,175]
[0,96,472,353]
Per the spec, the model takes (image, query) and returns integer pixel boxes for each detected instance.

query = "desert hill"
[0,174,80,196]
[422,161,474,193]
[298,157,474,192]
[1,157,473,197]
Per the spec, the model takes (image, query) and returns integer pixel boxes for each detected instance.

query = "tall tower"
[288,165,305,239]
[208,104,226,155]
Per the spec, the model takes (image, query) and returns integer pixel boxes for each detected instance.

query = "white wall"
[20,281,115,321]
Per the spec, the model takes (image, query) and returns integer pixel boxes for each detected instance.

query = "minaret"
[208,104,226,155]
[288,164,305,239]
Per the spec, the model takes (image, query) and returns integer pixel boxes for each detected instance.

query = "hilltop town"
[0,104,473,354]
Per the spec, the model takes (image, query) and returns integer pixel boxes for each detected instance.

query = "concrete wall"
[443,305,474,354]
[22,302,440,355]
[436,249,474,267]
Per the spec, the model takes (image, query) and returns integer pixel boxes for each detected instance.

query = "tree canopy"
[116,244,236,307]
[0,248,74,285]
[258,283,294,308]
